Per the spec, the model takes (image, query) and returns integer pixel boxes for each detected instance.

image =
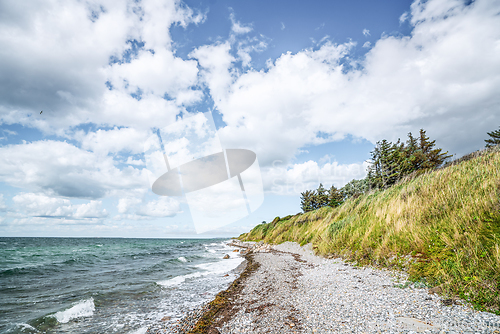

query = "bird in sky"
[40,110,43,114]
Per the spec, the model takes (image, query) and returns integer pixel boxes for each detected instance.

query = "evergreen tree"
[368,139,395,189]
[418,129,451,168]
[300,190,315,213]
[367,129,450,189]
[341,178,369,200]
[404,131,426,172]
[315,183,329,209]
[485,126,500,148]
[328,185,343,207]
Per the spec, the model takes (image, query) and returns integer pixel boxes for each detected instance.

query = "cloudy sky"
[0,0,499,237]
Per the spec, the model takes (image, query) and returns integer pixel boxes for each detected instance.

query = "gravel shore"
[221,241,500,333]
[150,241,500,333]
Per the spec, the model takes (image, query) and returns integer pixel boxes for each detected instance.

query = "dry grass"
[239,148,500,314]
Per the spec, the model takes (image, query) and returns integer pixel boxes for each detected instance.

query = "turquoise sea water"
[0,237,243,334]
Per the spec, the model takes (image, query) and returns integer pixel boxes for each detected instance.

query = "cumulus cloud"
[0,140,147,198]
[264,160,369,195]
[136,197,181,217]
[78,127,150,156]
[202,0,500,168]
[189,42,236,103]
[363,29,370,36]
[0,0,204,133]
[12,193,107,219]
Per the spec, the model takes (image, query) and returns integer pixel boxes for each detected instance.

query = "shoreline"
[146,243,255,334]
[191,241,500,333]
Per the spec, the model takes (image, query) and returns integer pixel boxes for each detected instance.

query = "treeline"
[300,129,450,213]
[367,129,451,189]
[300,127,500,213]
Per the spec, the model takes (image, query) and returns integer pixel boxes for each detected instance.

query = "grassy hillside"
[239,148,500,314]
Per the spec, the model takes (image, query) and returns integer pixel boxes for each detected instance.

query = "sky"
[0,0,499,237]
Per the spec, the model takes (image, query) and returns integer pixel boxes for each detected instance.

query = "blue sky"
[0,0,499,237]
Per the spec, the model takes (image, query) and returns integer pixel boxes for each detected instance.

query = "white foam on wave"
[15,323,37,331]
[177,256,188,262]
[157,257,243,287]
[196,257,243,274]
[128,326,148,334]
[54,298,95,323]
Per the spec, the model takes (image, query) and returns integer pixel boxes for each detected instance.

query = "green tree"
[300,190,315,213]
[314,183,329,209]
[341,178,369,200]
[485,126,500,148]
[418,129,451,168]
[368,139,395,189]
[367,129,450,189]
[328,185,343,207]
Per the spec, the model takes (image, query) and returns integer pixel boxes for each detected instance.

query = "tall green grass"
[239,148,500,314]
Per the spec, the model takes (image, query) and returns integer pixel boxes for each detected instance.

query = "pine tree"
[315,183,329,209]
[405,131,425,172]
[418,129,451,168]
[300,190,315,213]
[368,139,394,189]
[485,127,500,148]
[328,185,343,207]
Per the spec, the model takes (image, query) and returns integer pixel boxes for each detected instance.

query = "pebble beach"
[149,241,500,334]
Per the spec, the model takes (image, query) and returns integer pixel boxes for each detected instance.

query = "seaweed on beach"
[187,252,260,334]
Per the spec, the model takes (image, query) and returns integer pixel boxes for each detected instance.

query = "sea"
[0,237,244,334]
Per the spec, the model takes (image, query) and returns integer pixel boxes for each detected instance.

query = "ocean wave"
[177,257,188,263]
[53,298,95,323]
[157,257,243,287]
[0,264,47,277]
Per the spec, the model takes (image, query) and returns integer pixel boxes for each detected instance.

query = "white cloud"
[0,140,148,198]
[363,29,370,36]
[12,193,107,219]
[0,194,6,212]
[264,160,369,195]
[0,0,205,133]
[136,197,181,217]
[117,197,142,214]
[230,12,252,35]
[105,48,199,99]
[281,22,285,30]
[203,0,500,167]
[362,41,371,48]
[189,42,236,103]
[400,11,410,23]
[115,195,181,218]
[126,157,146,166]
[78,127,150,156]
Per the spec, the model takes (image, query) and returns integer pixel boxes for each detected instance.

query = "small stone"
[223,254,230,259]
